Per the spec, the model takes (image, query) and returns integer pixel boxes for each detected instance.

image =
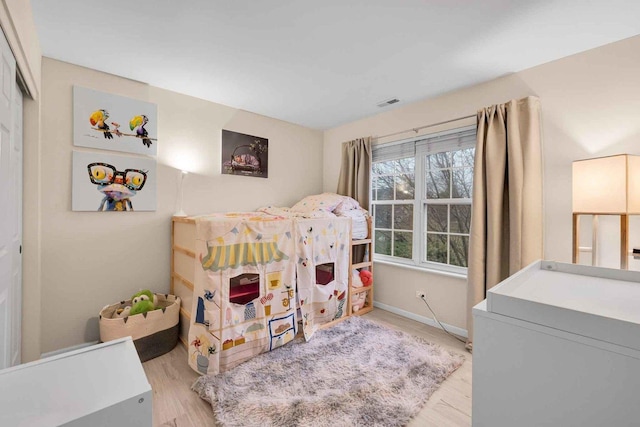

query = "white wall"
[0,0,41,99]
[324,35,640,331]
[37,58,323,353]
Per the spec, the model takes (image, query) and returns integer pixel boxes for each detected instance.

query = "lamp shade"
[572,154,640,214]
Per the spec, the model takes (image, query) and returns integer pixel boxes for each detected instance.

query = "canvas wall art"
[221,130,268,178]
[72,151,157,212]
[73,86,158,156]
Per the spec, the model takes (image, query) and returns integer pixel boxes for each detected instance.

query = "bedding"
[257,206,334,219]
[259,193,369,239]
[334,197,361,215]
[290,192,346,213]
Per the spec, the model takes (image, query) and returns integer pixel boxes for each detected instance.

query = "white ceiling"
[32,1,640,130]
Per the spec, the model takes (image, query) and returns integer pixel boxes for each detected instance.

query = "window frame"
[371,125,476,276]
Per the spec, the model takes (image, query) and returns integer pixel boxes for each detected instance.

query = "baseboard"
[373,301,468,338]
[40,340,100,359]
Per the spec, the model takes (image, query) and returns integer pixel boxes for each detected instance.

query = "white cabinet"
[473,261,640,427]
[0,337,152,427]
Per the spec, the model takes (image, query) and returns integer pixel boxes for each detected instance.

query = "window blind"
[373,125,476,161]
[371,140,415,162]
[415,126,476,154]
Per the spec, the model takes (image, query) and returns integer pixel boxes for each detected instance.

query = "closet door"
[0,24,18,369]
[10,81,22,367]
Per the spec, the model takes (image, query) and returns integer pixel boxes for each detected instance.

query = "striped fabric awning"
[201,242,289,271]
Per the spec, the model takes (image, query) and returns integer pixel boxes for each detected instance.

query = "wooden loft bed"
[171,215,373,347]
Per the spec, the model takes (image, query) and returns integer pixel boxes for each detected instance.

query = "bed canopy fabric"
[187,212,351,375]
[201,242,289,271]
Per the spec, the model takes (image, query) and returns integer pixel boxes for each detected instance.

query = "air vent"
[377,98,400,108]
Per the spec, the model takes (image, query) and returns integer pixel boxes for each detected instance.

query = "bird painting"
[130,114,152,147]
[89,109,113,139]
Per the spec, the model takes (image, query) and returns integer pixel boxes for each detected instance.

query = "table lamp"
[572,154,640,269]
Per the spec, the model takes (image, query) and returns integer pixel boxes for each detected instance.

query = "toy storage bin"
[99,293,181,362]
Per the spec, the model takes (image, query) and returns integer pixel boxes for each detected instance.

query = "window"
[371,158,415,259]
[371,126,476,275]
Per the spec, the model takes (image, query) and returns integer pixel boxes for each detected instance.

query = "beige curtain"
[336,137,372,209]
[337,137,372,264]
[467,96,543,349]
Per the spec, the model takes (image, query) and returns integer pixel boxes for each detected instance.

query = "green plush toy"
[129,290,156,316]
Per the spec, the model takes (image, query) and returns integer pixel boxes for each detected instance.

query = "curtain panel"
[337,137,372,264]
[336,137,372,209]
[467,96,543,348]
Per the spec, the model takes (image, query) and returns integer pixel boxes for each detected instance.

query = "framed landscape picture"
[73,86,158,156]
[221,130,268,178]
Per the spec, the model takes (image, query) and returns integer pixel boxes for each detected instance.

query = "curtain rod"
[374,113,476,141]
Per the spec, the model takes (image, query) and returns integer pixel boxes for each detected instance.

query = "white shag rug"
[192,316,464,427]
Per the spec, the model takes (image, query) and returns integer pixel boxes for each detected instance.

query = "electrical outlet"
[415,290,426,299]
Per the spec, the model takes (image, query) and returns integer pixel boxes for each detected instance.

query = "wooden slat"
[351,286,372,295]
[172,216,196,224]
[178,335,188,348]
[173,272,194,291]
[180,307,191,320]
[352,261,372,269]
[173,245,195,258]
[572,211,627,215]
[352,305,373,316]
[352,238,371,245]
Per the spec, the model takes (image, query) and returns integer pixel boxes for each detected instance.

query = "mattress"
[338,209,368,239]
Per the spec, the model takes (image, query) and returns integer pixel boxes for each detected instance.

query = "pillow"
[290,193,345,213]
[334,196,361,215]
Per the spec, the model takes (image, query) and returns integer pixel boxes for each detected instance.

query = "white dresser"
[0,337,152,426]
[473,260,640,427]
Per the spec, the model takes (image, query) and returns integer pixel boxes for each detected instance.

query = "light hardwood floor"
[143,308,472,426]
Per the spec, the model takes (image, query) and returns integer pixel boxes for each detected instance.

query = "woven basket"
[99,294,181,362]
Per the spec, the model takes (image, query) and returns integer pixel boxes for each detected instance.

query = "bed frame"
[171,215,373,347]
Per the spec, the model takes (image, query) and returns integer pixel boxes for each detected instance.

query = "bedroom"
[2,1,640,426]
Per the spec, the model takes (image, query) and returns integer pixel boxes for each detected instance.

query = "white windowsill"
[374,258,467,280]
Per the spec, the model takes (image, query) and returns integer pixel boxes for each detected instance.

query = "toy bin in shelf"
[99,293,181,362]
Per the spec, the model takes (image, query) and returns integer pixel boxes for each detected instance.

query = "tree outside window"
[371,126,475,275]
